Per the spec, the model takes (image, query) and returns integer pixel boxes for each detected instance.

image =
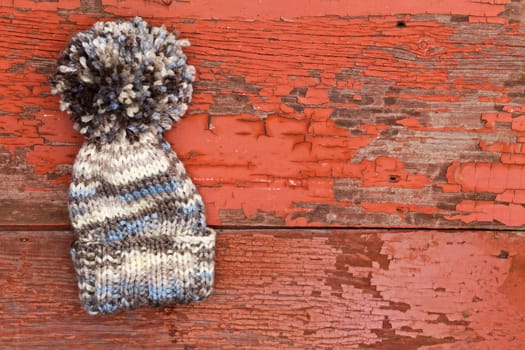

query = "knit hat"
[51,17,215,315]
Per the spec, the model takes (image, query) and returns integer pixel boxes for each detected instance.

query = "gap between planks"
[1,224,525,233]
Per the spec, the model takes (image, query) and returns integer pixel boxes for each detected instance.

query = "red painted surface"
[1,1,525,346]
[9,0,511,19]
[2,230,525,349]
[2,3,525,227]
[26,145,77,177]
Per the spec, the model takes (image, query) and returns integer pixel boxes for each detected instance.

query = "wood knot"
[415,37,444,58]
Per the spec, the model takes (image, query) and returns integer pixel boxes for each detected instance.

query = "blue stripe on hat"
[120,178,181,202]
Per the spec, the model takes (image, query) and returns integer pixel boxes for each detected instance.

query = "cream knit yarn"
[51,17,215,315]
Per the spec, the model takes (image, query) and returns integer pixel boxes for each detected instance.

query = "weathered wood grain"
[8,0,510,20]
[2,0,525,229]
[1,1,524,348]
[1,229,524,349]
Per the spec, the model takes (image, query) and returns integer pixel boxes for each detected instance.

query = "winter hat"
[51,17,215,315]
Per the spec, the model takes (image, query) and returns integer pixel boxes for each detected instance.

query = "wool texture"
[51,17,215,315]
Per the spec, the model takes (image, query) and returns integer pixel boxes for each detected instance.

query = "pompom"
[51,17,195,144]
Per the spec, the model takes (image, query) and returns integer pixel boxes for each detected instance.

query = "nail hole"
[389,175,400,183]
[396,21,406,28]
[497,250,509,259]
[20,237,29,242]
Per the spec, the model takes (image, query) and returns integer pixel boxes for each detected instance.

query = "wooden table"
[1,0,524,348]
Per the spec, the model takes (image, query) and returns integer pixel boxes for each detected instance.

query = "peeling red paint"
[446,200,525,226]
[1,0,525,348]
[0,116,44,152]
[500,252,525,311]
[2,2,525,229]
[25,145,77,176]
[2,230,525,348]
[10,0,511,18]
[362,201,443,215]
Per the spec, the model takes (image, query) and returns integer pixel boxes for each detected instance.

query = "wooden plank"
[1,229,524,348]
[10,0,510,19]
[2,2,525,229]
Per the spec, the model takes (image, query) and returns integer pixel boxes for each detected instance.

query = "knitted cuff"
[71,229,215,315]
